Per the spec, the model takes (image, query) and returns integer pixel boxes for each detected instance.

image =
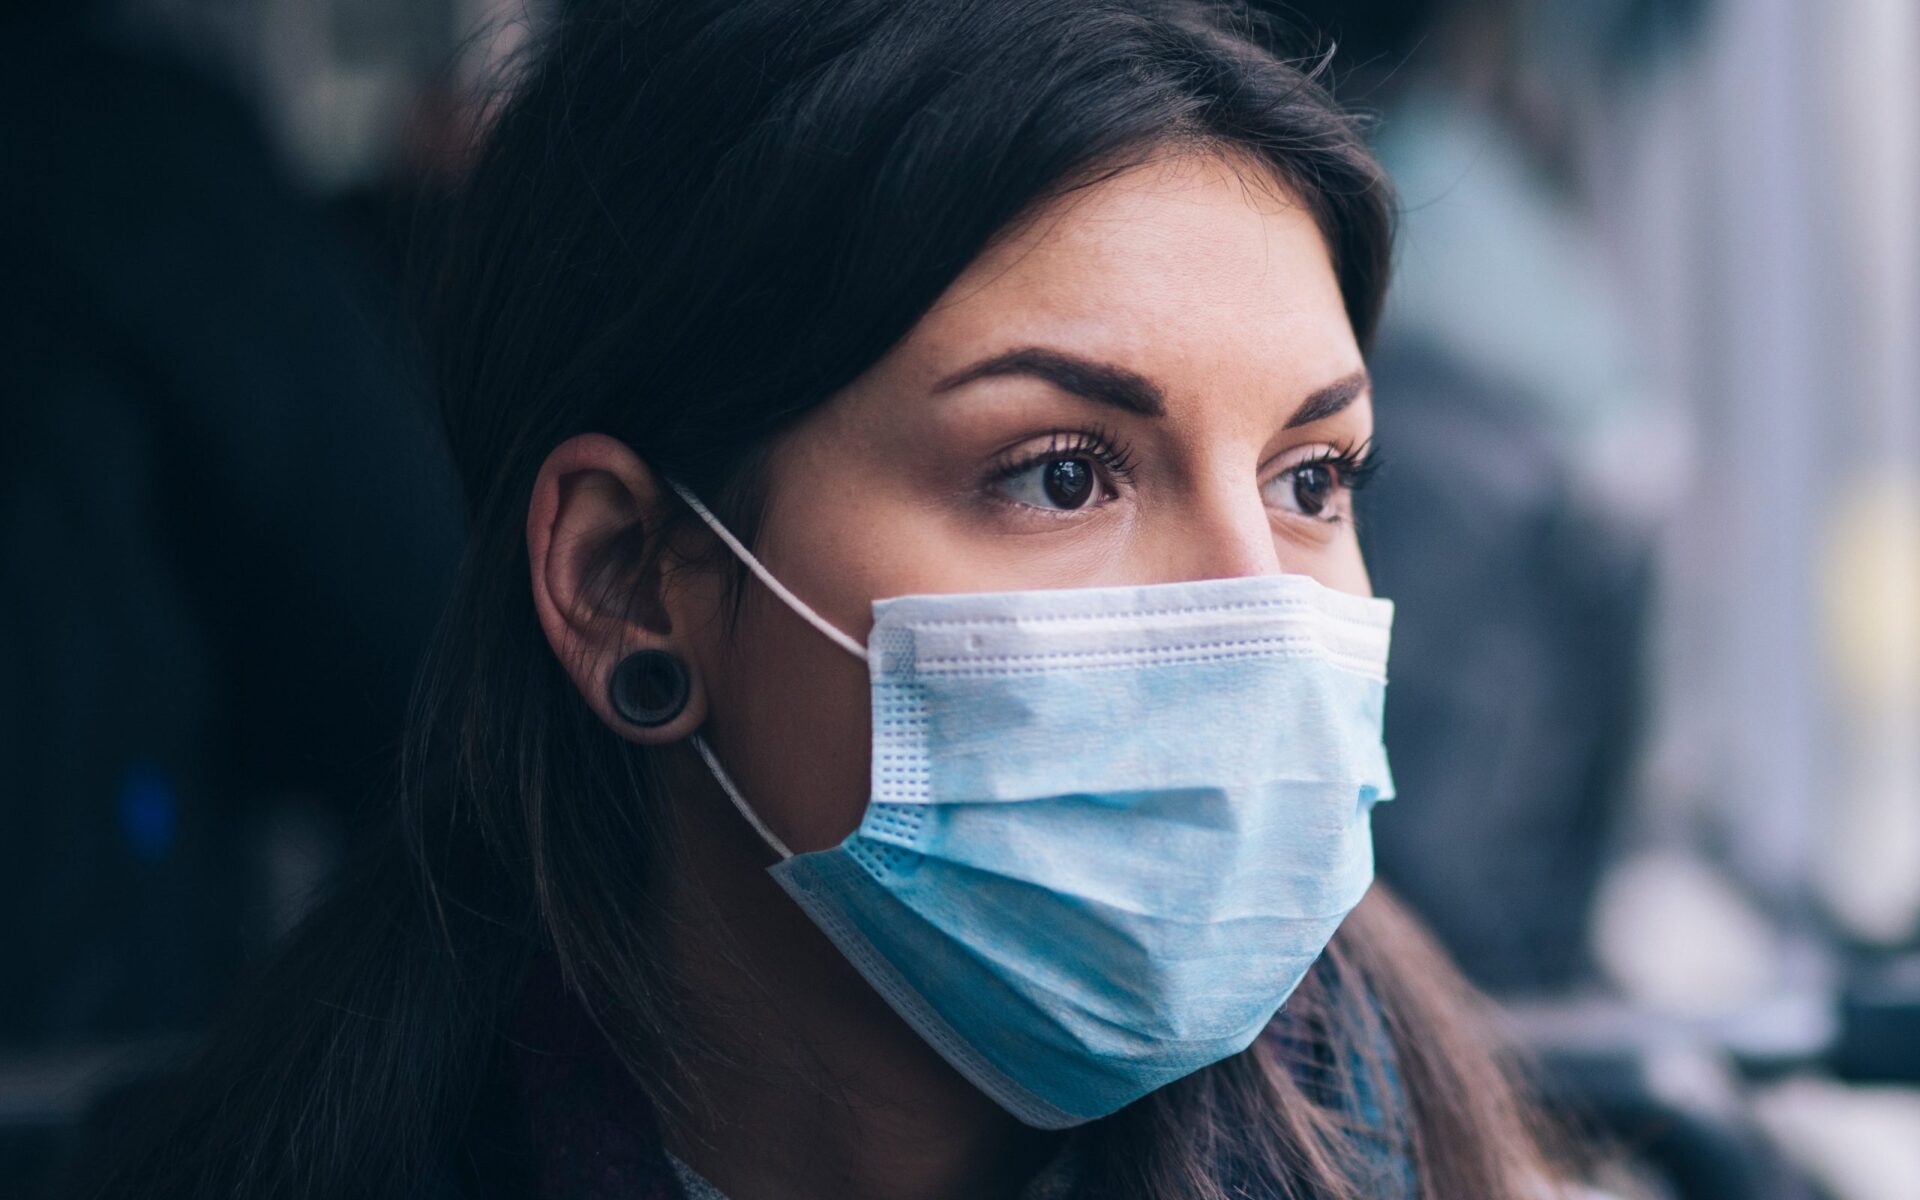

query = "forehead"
[896,151,1362,400]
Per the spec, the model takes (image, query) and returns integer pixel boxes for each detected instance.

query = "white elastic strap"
[666,480,870,662]
[692,733,794,860]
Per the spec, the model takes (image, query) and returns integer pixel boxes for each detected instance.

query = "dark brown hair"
[81,2,1565,1196]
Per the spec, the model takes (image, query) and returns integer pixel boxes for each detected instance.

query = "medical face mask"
[669,482,1396,1129]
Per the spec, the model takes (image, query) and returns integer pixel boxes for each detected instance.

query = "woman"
[84,1,1566,1196]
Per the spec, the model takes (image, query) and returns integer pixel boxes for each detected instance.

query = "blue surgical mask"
[669,482,1396,1129]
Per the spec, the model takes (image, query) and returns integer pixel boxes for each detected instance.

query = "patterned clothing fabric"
[660,1153,727,1200]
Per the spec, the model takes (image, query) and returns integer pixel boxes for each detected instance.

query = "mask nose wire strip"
[692,733,795,861]
[666,481,870,663]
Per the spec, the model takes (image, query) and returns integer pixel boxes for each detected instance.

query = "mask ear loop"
[664,480,869,662]
[690,733,794,860]
[665,478,870,863]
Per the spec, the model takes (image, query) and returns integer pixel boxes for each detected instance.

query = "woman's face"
[684,150,1377,854]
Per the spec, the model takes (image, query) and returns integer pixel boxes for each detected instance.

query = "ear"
[528,433,710,744]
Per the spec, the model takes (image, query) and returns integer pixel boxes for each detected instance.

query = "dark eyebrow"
[1284,368,1370,429]
[931,346,1369,428]
[930,346,1165,417]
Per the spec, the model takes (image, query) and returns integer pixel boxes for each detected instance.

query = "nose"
[1154,477,1284,583]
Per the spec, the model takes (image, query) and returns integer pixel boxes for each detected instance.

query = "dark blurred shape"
[1360,337,1652,993]
[0,4,461,1053]
[1279,0,1709,85]
[330,79,487,291]
[1275,0,1444,77]
[1535,1036,1824,1200]
[1830,952,1920,1085]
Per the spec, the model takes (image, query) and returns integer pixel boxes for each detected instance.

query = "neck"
[651,753,1058,1200]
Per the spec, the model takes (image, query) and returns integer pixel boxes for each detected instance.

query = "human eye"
[1261,439,1382,523]
[987,427,1137,514]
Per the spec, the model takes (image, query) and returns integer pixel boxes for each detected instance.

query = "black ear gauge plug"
[608,649,690,727]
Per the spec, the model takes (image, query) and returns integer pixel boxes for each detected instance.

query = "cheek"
[1323,560,1375,600]
[1330,537,1377,597]
[1286,527,1375,598]
[704,589,874,855]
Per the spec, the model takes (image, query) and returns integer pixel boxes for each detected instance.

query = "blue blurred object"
[117,761,177,865]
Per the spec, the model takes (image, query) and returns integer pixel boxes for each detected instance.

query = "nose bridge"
[1164,471,1281,582]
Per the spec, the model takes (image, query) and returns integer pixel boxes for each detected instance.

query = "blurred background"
[2,1,1915,1197]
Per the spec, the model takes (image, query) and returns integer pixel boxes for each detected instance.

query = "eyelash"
[1287,438,1383,493]
[1271,438,1383,526]
[989,426,1138,492]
